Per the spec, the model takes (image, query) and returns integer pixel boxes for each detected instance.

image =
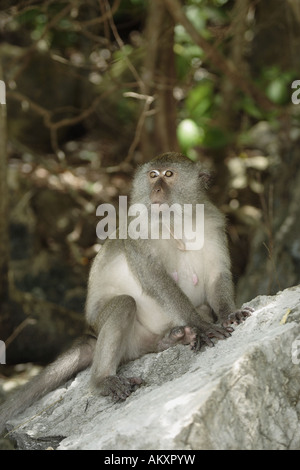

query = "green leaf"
[266,78,290,105]
[186,81,214,120]
[177,119,204,152]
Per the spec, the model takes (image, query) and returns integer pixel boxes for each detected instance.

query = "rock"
[5,285,300,450]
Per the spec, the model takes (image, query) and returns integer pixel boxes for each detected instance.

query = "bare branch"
[123,93,156,163]
[7,86,121,156]
[103,0,146,95]
[74,0,121,28]
[163,0,274,110]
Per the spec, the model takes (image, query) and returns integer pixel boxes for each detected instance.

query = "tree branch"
[7,86,120,156]
[123,92,156,162]
[103,0,146,94]
[163,0,274,111]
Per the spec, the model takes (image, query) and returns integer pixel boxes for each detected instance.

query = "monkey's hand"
[221,306,253,328]
[99,375,143,402]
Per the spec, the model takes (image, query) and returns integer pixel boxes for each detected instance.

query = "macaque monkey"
[0,152,251,434]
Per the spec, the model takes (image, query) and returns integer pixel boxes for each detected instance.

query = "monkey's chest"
[167,251,205,307]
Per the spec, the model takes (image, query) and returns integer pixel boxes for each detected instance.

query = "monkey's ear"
[198,170,213,190]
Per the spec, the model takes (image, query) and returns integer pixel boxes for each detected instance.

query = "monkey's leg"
[0,334,96,435]
[90,295,143,402]
[207,272,253,328]
[215,276,253,327]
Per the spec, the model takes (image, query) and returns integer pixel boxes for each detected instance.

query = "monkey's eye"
[164,170,173,177]
[149,170,159,178]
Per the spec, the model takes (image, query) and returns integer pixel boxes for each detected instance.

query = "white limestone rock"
[6,285,300,450]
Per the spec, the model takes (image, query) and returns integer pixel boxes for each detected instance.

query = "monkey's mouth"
[150,202,170,212]
[151,201,162,205]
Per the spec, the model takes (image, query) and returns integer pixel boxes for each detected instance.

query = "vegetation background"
[0,0,300,380]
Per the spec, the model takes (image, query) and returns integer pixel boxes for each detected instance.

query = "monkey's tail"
[0,334,96,435]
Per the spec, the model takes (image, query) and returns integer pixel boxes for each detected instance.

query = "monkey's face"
[148,168,179,205]
[130,152,210,208]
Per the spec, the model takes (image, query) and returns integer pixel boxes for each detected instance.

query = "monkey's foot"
[169,325,219,351]
[190,323,236,350]
[158,323,234,352]
[188,326,214,351]
[222,307,253,328]
[204,324,233,338]
[157,326,199,351]
[100,375,143,402]
[169,326,196,344]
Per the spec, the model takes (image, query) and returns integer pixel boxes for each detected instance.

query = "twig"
[7,86,120,156]
[74,0,121,28]
[103,0,159,161]
[4,0,58,16]
[11,2,73,83]
[103,0,146,95]
[5,318,37,348]
[99,0,111,41]
[7,90,52,123]
[123,93,156,162]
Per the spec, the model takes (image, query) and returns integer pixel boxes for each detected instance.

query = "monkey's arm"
[204,230,252,327]
[209,272,252,327]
